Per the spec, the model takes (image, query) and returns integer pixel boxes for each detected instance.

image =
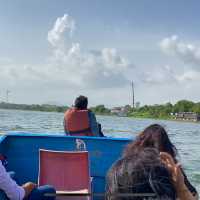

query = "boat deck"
[0,133,131,199]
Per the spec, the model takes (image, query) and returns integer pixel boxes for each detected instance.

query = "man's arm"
[63,118,68,134]
[0,162,37,200]
[0,162,25,200]
[63,115,69,135]
[88,111,101,137]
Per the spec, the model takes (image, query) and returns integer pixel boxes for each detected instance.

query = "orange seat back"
[38,149,91,199]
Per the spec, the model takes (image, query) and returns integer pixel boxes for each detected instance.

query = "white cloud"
[46,14,132,88]
[0,13,133,97]
[3,17,200,105]
[160,35,200,70]
[176,70,200,82]
[47,14,75,47]
[158,35,200,85]
[140,65,178,85]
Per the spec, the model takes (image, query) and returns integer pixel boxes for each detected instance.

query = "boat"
[0,132,131,199]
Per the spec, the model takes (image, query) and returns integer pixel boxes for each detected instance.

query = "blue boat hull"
[0,133,131,199]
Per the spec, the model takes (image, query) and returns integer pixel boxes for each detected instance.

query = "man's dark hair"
[74,95,88,110]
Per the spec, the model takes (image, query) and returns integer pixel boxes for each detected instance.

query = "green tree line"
[90,105,111,115]
[0,102,68,113]
[1,100,200,118]
[128,100,200,119]
[0,102,111,115]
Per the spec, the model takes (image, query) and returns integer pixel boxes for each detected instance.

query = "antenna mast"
[131,81,134,108]
[6,90,11,103]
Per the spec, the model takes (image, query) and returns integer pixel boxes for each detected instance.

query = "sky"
[1,0,200,107]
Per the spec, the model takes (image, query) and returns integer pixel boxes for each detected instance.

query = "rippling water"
[0,109,200,192]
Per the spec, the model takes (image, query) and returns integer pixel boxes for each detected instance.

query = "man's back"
[64,95,103,137]
[64,108,102,136]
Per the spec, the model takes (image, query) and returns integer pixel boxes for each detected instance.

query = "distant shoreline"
[1,106,199,125]
[0,102,68,113]
[129,115,200,124]
[0,102,112,116]
[1,101,200,124]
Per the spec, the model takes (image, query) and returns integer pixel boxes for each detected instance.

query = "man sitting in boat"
[64,95,104,136]
[0,155,56,200]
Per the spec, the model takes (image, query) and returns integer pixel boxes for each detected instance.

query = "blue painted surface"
[0,133,131,199]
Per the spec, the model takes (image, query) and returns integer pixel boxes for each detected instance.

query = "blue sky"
[0,0,200,106]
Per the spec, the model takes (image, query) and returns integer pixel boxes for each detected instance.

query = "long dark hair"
[106,148,176,200]
[123,124,177,161]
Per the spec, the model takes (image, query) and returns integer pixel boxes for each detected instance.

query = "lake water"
[0,109,200,193]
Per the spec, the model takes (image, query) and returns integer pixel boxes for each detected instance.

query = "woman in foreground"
[106,147,197,200]
[123,124,198,199]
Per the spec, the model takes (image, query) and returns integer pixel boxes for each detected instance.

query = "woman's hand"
[160,152,197,200]
[160,152,185,190]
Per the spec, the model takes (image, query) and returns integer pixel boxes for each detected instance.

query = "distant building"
[135,102,140,109]
[111,106,129,117]
[175,112,200,122]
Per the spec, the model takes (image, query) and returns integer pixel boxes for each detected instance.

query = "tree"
[90,105,111,114]
[173,100,195,112]
[192,103,200,114]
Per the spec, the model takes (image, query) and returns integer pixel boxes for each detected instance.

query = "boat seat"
[38,149,91,200]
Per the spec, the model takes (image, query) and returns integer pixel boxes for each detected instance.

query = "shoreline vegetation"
[0,102,69,113]
[127,100,200,122]
[0,100,200,121]
[0,102,112,115]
